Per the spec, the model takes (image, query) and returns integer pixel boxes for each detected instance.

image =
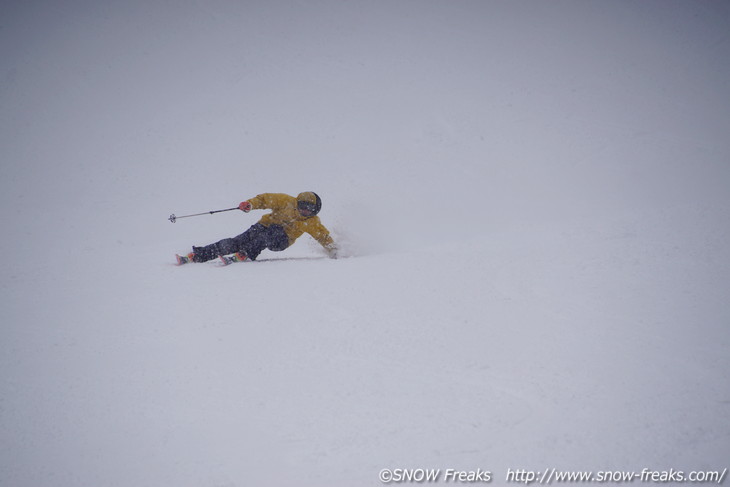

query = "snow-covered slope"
[1,1,729,486]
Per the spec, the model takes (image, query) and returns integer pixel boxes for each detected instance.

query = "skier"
[176,192,337,265]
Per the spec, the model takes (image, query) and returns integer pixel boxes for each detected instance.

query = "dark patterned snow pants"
[192,223,289,262]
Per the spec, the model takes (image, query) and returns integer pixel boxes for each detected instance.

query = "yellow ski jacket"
[247,193,336,252]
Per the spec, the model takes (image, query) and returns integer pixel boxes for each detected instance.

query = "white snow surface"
[2,1,730,486]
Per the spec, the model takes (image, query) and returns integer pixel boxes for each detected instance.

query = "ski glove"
[238,201,252,212]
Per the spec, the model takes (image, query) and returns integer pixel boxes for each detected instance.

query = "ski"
[174,252,248,266]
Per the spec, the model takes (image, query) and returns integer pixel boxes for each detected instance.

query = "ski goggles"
[297,200,318,215]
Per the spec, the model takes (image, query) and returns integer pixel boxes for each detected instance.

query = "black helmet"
[296,192,322,216]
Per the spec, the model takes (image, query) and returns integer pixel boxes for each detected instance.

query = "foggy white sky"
[2,1,728,229]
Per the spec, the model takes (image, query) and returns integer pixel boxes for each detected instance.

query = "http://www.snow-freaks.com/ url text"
[378,467,728,484]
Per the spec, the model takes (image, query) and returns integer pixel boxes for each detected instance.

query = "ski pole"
[168,207,239,223]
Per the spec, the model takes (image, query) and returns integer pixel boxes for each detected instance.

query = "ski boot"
[219,252,248,266]
[175,252,195,265]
